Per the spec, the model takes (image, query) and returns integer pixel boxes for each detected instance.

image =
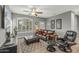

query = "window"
[18,19,32,32]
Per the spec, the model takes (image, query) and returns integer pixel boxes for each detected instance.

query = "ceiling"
[9,5,79,18]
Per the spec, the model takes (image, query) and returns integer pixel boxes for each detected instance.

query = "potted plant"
[11,26,17,38]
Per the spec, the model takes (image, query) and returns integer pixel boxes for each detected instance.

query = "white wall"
[46,11,72,37]
[77,16,79,34]
[71,12,77,32]
[46,11,77,37]
[12,11,78,37]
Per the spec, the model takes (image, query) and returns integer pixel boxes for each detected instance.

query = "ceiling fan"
[23,6,43,16]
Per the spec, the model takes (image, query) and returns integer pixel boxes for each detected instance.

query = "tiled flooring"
[17,36,79,53]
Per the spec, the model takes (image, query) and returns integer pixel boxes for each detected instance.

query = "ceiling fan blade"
[23,10,31,12]
[36,12,43,14]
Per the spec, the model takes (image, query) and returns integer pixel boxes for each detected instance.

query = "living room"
[0,5,79,53]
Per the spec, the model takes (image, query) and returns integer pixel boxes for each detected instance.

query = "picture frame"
[51,20,55,29]
[56,19,62,29]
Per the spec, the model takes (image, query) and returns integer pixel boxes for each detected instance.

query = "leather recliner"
[57,31,77,52]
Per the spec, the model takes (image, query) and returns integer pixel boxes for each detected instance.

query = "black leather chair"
[57,31,77,52]
[24,36,40,45]
[47,45,56,52]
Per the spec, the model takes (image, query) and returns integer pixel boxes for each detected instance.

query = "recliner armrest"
[67,42,76,46]
[57,38,64,41]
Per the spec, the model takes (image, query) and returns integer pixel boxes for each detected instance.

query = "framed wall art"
[51,20,55,29]
[56,19,62,29]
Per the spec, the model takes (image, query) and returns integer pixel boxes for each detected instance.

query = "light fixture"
[24,6,42,17]
[31,12,38,16]
[31,8,38,16]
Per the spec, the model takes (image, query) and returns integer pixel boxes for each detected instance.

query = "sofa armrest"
[0,43,17,53]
